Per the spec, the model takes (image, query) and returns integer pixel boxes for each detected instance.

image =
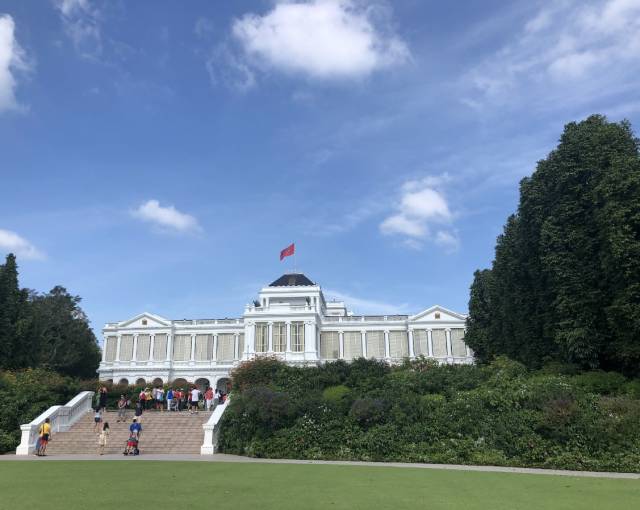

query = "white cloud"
[324,288,408,315]
[0,229,45,260]
[230,0,409,81]
[54,0,102,58]
[0,15,29,113]
[132,200,202,234]
[464,0,640,109]
[380,174,459,251]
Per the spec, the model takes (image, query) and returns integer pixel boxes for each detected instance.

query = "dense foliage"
[0,254,101,378]
[219,357,640,472]
[465,115,640,374]
[0,368,93,454]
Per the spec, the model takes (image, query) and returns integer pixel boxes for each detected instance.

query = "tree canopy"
[0,254,100,378]
[465,115,640,375]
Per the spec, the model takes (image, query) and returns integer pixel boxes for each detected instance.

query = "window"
[365,331,385,359]
[432,329,447,357]
[142,319,147,326]
[172,334,191,361]
[435,312,441,319]
[273,322,286,352]
[153,334,167,360]
[217,334,235,362]
[104,336,117,362]
[136,334,150,361]
[195,334,213,361]
[451,329,467,357]
[255,323,268,352]
[389,331,408,358]
[412,330,428,356]
[320,331,339,359]
[291,322,305,352]
[344,331,362,360]
[120,335,134,361]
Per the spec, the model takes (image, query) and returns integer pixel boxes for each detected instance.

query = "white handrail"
[200,397,231,455]
[16,390,94,455]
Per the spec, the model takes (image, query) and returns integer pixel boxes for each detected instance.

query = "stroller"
[124,433,140,456]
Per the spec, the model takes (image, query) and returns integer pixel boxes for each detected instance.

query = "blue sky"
[1,0,639,334]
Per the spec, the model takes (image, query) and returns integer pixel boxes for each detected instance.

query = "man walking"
[36,418,51,456]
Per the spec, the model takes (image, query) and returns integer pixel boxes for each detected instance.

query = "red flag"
[280,243,295,261]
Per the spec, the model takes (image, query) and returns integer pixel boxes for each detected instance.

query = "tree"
[466,115,640,374]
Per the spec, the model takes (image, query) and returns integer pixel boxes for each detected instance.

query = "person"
[155,386,165,411]
[116,395,127,422]
[138,389,146,410]
[144,387,153,410]
[213,389,220,408]
[98,422,110,455]
[134,401,143,421]
[174,388,183,412]
[36,418,51,456]
[190,386,200,413]
[204,387,214,411]
[99,386,108,413]
[129,418,142,439]
[166,387,174,411]
[124,432,138,456]
[93,408,102,432]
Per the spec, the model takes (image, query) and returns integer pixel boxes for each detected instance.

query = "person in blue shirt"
[130,418,142,439]
[166,388,174,411]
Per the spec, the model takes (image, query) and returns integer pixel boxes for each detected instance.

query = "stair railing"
[16,391,95,455]
[201,397,230,455]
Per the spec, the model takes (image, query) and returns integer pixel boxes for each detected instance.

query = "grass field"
[1,461,638,510]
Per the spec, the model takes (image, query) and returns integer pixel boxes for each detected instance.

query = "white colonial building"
[98,273,472,390]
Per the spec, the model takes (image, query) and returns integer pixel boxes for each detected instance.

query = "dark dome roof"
[269,273,315,287]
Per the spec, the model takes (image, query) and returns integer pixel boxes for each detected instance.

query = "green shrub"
[573,371,627,395]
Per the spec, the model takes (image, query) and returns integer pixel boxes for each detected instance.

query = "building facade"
[98,273,472,390]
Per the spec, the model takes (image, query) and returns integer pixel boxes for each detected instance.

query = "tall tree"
[466,115,640,374]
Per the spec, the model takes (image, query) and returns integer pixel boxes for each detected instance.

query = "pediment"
[409,305,467,323]
[118,312,171,329]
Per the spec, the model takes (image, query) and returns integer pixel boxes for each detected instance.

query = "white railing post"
[201,397,231,455]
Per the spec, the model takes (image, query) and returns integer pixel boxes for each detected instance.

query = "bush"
[572,371,627,395]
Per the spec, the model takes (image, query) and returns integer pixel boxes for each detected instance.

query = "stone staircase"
[45,410,212,455]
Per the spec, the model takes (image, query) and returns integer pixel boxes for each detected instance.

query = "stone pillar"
[213,334,218,361]
[268,322,273,352]
[338,331,344,360]
[445,328,453,362]
[101,337,107,362]
[234,333,239,360]
[304,322,317,359]
[286,322,291,353]
[132,334,138,362]
[149,334,155,363]
[427,329,433,357]
[408,329,415,358]
[361,330,367,358]
[384,330,390,359]
[166,333,173,362]
[115,334,122,362]
[190,334,196,362]
[246,322,255,357]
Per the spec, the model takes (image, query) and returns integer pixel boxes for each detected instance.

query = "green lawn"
[1,461,638,510]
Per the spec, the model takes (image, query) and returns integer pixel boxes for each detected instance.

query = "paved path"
[2,453,638,479]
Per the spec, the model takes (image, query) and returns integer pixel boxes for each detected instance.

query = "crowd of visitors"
[35,383,229,457]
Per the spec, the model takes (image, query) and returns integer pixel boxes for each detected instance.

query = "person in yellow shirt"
[36,418,51,456]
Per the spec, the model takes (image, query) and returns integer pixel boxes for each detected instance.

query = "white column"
[101,337,107,362]
[445,328,452,361]
[338,331,344,360]
[361,330,367,358]
[384,330,390,359]
[246,323,255,356]
[408,329,415,358]
[149,334,155,363]
[304,322,317,359]
[115,334,122,362]
[234,333,239,360]
[166,333,173,362]
[132,334,138,362]
[213,334,218,361]
[286,322,291,352]
[190,334,196,362]
[427,329,433,357]
[268,322,273,352]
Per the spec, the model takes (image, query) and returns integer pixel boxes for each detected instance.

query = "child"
[98,422,110,455]
[124,433,138,455]
[93,408,102,432]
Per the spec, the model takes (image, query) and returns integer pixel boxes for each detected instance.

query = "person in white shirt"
[190,387,200,413]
